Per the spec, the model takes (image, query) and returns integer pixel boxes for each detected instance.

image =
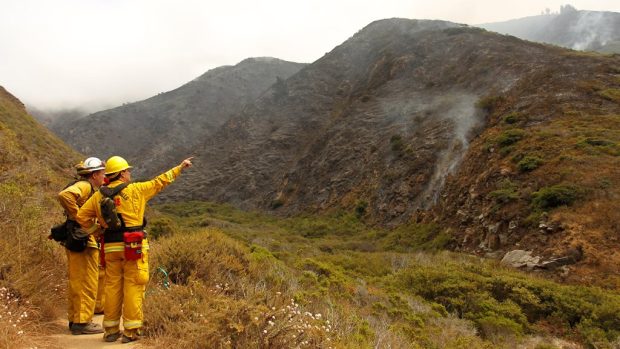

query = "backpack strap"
[100,182,130,198]
[100,182,131,243]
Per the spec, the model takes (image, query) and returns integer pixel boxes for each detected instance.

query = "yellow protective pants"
[94,267,106,313]
[102,250,149,335]
[66,247,99,323]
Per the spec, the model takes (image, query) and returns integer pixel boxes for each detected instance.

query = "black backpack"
[99,182,130,231]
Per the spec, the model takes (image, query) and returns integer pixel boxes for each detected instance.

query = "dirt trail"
[49,315,140,349]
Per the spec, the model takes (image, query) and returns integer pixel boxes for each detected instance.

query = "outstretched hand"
[180,157,194,169]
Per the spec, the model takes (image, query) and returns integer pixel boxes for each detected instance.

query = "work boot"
[104,331,121,342]
[71,321,104,335]
[121,334,139,343]
[122,329,140,343]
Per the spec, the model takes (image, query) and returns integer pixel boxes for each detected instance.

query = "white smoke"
[571,11,613,50]
[379,92,483,208]
[421,93,483,206]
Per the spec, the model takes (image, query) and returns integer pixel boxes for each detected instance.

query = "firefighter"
[58,157,106,335]
[76,155,193,343]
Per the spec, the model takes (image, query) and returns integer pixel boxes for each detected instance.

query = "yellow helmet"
[105,156,132,175]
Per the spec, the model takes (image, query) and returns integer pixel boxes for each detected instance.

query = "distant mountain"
[479,6,620,53]
[28,106,87,128]
[53,57,306,177]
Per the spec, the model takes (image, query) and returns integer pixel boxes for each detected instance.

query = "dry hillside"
[0,86,82,348]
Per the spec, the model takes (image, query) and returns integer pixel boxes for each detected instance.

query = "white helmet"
[76,157,105,175]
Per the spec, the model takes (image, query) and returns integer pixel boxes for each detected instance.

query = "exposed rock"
[487,222,500,234]
[487,233,501,250]
[508,220,518,230]
[536,246,584,270]
[457,209,472,224]
[501,250,541,268]
[498,233,509,246]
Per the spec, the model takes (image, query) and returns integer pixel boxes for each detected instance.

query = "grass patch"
[599,88,620,102]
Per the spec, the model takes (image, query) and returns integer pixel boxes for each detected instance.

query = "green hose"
[156,266,171,289]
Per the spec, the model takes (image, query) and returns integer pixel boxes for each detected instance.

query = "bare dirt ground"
[48,315,140,349]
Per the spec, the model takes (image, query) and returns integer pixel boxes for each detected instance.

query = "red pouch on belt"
[123,232,144,261]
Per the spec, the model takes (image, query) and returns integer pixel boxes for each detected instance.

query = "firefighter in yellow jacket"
[58,157,106,335]
[77,155,193,343]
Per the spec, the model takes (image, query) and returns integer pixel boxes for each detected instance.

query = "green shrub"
[390,134,404,153]
[499,145,515,156]
[476,315,524,339]
[517,155,543,172]
[576,137,620,156]
[393,259,620,346]
[583,138,615,147]
[382,223,448,251]
[270,198,284,209]
[149,217,179,240]
[531,184,582,210]
[496,129,525,147]
[489,179,519,203]
[355,200,368,219]
[502,112,520,124]
[489,188,518,203]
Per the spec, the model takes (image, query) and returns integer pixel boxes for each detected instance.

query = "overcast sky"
[1,0,618,112]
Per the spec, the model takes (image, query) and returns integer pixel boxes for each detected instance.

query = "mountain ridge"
[53,57,306,177]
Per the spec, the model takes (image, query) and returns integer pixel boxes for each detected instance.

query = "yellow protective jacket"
[57,180,99,249]
[76,165,183,253]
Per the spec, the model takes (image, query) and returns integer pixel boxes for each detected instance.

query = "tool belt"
[104,226,144,243]
[123,231,145,261]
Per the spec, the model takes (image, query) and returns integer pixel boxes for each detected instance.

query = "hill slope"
[53,57,305,176]
[0,86,81,348]
[479,7,620,53]
[164,18,620,284]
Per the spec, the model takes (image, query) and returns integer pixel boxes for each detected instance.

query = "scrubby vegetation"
[0,87,81,348]
[496,129,526,148]
[531,184,582,210]
[517,155,544,172]
[143,201,620,348]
